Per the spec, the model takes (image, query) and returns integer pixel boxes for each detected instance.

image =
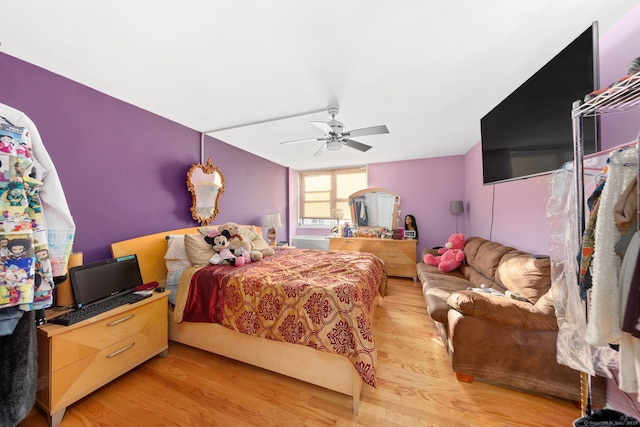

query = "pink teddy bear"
[424,233,465,273]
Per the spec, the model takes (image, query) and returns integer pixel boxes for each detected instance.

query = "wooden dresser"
[330,237,417,280]
[36,291,169,427]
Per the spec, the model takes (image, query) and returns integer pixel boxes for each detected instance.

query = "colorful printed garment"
[0,123,53,310]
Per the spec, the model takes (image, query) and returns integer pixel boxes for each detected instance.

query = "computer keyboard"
[51,292,151,326]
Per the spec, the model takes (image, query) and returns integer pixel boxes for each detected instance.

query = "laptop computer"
[69,254,144,309]
[50,254,147,325]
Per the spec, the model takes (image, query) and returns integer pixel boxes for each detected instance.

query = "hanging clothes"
[615,231,640,397]
[0,103,75,313]
[579,180,606,297]
[0,121,48,311]
[0,103,75,426]
[354,197,368,226]
[586,146,638,347]
[548,153,620,377]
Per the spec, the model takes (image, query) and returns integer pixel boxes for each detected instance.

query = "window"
[298,167,367,226]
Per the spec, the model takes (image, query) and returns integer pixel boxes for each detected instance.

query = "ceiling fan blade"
[342,139,372,152]
[312,143,325,157]
[310,121,332,134]
[280,137,326,145]
[345,125,389,138]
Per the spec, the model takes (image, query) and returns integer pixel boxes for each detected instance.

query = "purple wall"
[463,143,551,255]
[0,53,287,263]
[598,5,640,150]
[368,157,465,259]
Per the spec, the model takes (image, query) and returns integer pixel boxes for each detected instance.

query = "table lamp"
[450,200,464,233]
[264,213,282,246]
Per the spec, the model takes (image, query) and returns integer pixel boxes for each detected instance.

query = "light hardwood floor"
[21,277,582,426]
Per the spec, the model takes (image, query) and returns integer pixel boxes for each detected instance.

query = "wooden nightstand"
[36,291,169,427]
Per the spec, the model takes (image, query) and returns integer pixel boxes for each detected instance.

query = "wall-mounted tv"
[480,22,600,185]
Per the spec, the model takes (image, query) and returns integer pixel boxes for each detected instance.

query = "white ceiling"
[3,1,639,170]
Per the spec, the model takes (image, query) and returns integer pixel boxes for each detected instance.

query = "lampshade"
[331,208,344,220]
[264,213,282,228]
[450,201,464,214]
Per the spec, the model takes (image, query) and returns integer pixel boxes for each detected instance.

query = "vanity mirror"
[348,188,400,230]
[186,157,225,225]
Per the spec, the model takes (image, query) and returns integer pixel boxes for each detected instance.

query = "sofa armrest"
[421,247,440,260]
[447,290,557,331]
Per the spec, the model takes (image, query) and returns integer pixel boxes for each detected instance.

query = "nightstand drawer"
[48,322,167,413]
[50,298,166,371]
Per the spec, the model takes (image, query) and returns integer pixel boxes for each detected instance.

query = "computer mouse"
[154,286,165,293]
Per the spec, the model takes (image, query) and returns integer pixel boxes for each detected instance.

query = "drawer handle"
[107,342,135,358]
[107,314,135,326]
[388,254,398,257]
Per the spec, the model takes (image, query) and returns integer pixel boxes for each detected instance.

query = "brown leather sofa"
[417,236,606,404]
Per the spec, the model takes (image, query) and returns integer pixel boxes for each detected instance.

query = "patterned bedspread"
[177,247,387,387]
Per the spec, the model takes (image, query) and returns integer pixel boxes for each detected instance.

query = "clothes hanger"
[0,115,14,126]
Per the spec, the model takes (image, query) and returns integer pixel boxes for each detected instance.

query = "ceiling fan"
[280,105,389,157]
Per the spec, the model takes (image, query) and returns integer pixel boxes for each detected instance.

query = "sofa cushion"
[459,264,501,289]
[447,290,558,331]
[417,262,464,280]
[464,238,515,282]
[494,251,551,304]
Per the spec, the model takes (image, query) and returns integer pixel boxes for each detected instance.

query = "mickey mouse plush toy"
[204,229,250,266]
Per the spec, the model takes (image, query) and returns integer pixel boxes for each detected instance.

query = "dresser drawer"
[47,322,168,413]
[369,240,414,255]
[375,251,416,266]
[50,298,166,371]
[330,238,368,252]
[386,264,417,278]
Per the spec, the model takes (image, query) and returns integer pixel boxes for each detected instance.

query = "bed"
[110,225,387,414]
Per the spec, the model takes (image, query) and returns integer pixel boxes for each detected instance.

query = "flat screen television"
[480,22,600,185]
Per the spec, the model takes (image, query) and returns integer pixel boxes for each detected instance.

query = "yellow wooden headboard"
[110,225,262,285]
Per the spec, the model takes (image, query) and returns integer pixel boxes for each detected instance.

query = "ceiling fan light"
[326,141,342,151]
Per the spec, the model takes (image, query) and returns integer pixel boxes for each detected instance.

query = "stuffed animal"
[218,222,274,261]
[424,233,465,273]
[204,229,250,266]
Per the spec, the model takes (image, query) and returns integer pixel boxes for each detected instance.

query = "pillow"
[494,252,551,304]
[184,233,215,267]
[164,234,191,277]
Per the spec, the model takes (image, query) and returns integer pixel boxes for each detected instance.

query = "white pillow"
[164,234,191,276]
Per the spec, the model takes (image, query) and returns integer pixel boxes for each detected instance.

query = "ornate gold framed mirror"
[348,188,400,229]
[186,157,225,225]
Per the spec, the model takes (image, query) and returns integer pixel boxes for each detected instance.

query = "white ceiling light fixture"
[280,105,390,157]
